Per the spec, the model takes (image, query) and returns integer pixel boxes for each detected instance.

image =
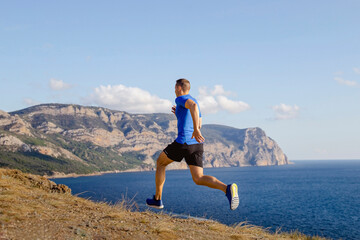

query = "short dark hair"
[176,78,191,92]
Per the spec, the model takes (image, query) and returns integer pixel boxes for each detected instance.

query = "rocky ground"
[0,168,326,240]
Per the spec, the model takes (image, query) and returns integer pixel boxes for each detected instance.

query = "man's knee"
[157,152,173,167]
[189,165,204,185]
[192,175,203,185]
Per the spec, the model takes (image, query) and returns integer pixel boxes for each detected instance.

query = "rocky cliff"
[0,104,288,176]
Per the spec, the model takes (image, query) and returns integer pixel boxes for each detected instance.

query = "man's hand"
[192,128,205,143]
[171,105,176,115]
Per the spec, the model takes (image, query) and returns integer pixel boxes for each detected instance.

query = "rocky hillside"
[0,104,288,176]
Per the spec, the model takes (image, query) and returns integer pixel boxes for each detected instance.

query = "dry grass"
[0,168,328,240]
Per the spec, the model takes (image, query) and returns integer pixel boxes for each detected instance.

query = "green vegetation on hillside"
[0,131,151,176]
[0,151,94,176]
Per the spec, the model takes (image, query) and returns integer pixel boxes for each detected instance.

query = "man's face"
[175,84,182,97]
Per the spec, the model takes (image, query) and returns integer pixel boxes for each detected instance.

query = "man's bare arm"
[185,99,205,143]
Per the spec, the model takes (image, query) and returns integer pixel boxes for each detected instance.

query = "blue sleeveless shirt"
[175,94,202,145]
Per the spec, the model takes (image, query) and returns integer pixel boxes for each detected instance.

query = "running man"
[146,78,239,210]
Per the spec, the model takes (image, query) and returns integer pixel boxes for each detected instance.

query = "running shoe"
[146,195,164,209]
[226,183,239,210]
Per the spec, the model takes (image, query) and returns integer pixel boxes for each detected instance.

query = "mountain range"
[0,104,289,176]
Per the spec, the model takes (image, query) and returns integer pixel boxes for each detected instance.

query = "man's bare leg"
[189,165,227,193]
[155,152,173,200]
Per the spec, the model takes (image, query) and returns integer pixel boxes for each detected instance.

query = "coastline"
[45,167,154,179]
[45,161,294,179]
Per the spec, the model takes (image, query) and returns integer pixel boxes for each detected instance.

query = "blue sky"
[1,1,359,160]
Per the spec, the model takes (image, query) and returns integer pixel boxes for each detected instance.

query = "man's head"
[175,78,190,97]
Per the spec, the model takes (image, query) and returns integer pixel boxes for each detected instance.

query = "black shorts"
[163,141,204,168]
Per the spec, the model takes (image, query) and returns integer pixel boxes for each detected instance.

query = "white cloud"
[23,98,40,106]
[353,67,360,74]
[211,85,231,96]
[217,96,250,114]
[86,84,250,114]
[197,85,250,114]
[87,84,172,113]
[272,103,300,120]
[334,77,357,87]
[197,95,219,114]
[49,78,72,90]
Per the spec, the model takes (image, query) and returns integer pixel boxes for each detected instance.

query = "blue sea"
[53,160,360,240]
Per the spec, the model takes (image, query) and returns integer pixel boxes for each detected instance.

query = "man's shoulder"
[178,94,197,101]
[186,95,199,104]
[176,94,194,104]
